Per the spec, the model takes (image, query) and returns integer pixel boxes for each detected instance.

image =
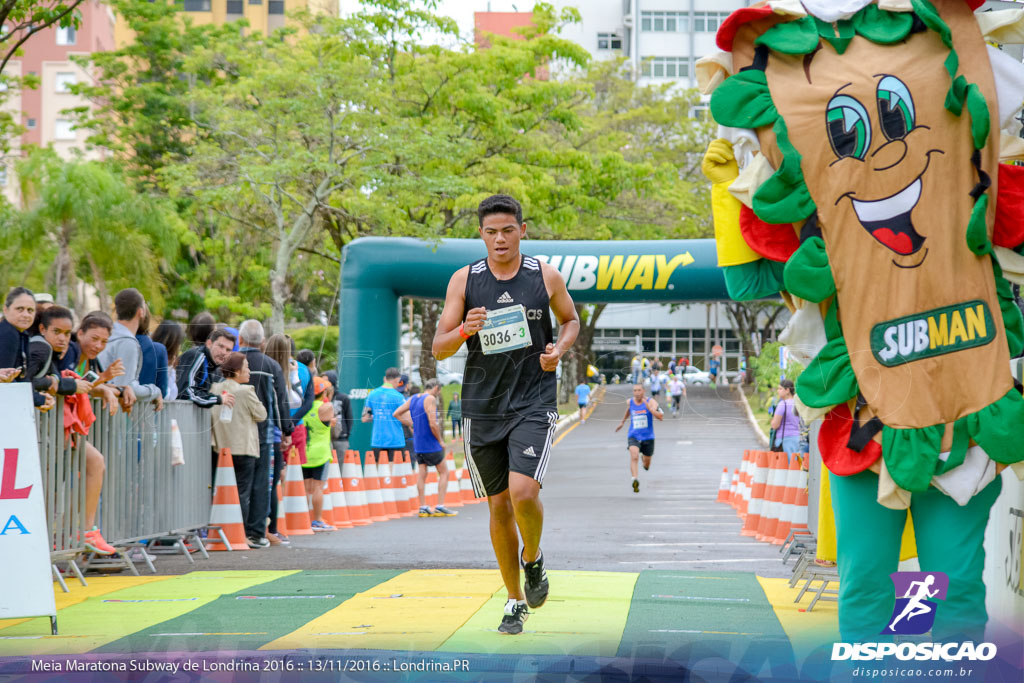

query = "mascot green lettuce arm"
[701,0,1024,642]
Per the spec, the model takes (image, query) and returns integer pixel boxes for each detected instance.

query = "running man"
[433,194,579,635]
[394,378,457,517]
[668,373,686,417]
[574,379,591,424]
[616,384,664,493]
[888,574,940,632]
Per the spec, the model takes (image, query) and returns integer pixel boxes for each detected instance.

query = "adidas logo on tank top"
[497,291,514,304]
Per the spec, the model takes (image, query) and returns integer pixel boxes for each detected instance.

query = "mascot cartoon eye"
[876,75,915,141]
[826,95,872,161]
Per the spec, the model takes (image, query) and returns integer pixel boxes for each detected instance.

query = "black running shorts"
[463,411,559,497]
[414,449,445,467]
[301,463,327,480]
[627,437,655,457]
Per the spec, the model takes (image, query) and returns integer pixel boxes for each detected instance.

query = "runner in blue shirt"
[574,380,591,424]
[615,383,663,493]
[360,367,407,463]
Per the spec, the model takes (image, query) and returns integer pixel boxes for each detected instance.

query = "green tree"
[7,148,182,313]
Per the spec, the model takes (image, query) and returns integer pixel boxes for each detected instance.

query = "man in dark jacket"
[176,328,236,409]
[237,319,292,546]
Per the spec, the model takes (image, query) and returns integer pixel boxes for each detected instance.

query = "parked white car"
[682,365,712,385]
[406,366,464,387]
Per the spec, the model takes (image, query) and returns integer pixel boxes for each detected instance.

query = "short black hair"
[188,311,215,345]
[296,349,315,367]
[208,328,236,346]
[113,288,145,321]
[78,311,113,335]
[478,194,522,227]
[37,305,73,330]
[384,367,401,380]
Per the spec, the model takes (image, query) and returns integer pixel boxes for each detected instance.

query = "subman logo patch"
[871,300,995,367]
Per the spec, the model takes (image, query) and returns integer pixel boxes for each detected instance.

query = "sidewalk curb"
[735,385,770,447]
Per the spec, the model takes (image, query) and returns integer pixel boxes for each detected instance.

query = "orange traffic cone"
[757,452,786,543]
[341,450,371,526]
[716,467,731,503]
[775,454,802,544]
[393,453,413,516]
[741,451,769,537]
[458,465,478,504]
[439,452,459,508]
[282,448,313,535]
[404,452,418,511]
[377,452,401,520]
[326,451,352,529]
[738,450,752,517]
[362,452,389,522]
[790,456,810,535]
[206,448,249,551]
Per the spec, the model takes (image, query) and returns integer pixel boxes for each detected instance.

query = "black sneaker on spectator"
[247,536,270,549]
[522,549,549,608]
[497,599,529,635]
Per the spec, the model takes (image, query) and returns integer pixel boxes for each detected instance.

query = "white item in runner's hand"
[478,304,532,355]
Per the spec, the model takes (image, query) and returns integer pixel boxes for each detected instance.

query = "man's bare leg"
[304,479,324,523]
[84,442,105,529]
[629,446,640,479]
[417,464,428,508]
[487,489,524,601]
[437,461,449,507]
[509,472,542,564]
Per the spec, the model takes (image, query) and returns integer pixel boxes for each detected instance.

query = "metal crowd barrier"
[36,398,213,575]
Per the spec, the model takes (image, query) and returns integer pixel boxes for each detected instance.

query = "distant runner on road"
[668,374,686,417]
[616,383,664,493]
[432,194,580,635]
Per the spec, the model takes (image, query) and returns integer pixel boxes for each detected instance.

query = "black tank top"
[462,255,556,419]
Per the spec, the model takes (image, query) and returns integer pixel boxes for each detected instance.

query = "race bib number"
[631,412,648,430]
[478,304,533,355]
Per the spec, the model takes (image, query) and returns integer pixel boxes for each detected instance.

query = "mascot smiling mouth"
[850,177,926,256]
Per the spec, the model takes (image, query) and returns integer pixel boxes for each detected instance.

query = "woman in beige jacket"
[211,352,267,548]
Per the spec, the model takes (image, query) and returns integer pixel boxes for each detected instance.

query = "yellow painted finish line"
[438,570,638,657]
[0,575,174,633]
[263,569,503,652]
[757,577,839,661]
[0,571,295,656]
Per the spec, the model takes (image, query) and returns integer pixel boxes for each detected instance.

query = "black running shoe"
[498,599,529,635]
[522,550,549,608]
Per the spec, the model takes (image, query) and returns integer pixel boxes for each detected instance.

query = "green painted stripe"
[98,570,401,654]
[617,571,791,664]
[437,570,638,657]
[0,571,295,656]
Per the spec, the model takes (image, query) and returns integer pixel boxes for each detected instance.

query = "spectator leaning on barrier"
[362,367,407,465]
[152,320,184,401]
[176,328,236,409]
[0,287,54,411]
[27,306,93,399]
[135,305,168,398]
[99,288,163,413]
[238,319,292,547]
[303,377,336,531]
[211,352,269,549]
[66,312,127,416]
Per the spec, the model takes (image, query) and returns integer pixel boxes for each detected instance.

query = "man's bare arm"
[539,263,580,371]
[433,267,480,361]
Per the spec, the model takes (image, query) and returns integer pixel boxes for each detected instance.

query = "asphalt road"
[149,385,791,578]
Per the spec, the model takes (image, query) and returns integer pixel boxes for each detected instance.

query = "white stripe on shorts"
[461,417,487,497]
[534,411,559,484]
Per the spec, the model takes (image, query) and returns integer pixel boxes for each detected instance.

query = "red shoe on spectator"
[84,528,116,555]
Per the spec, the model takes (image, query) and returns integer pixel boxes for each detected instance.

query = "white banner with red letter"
[0,384,57,628]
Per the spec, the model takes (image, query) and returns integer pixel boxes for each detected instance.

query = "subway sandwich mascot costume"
[701,0,1024,641]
